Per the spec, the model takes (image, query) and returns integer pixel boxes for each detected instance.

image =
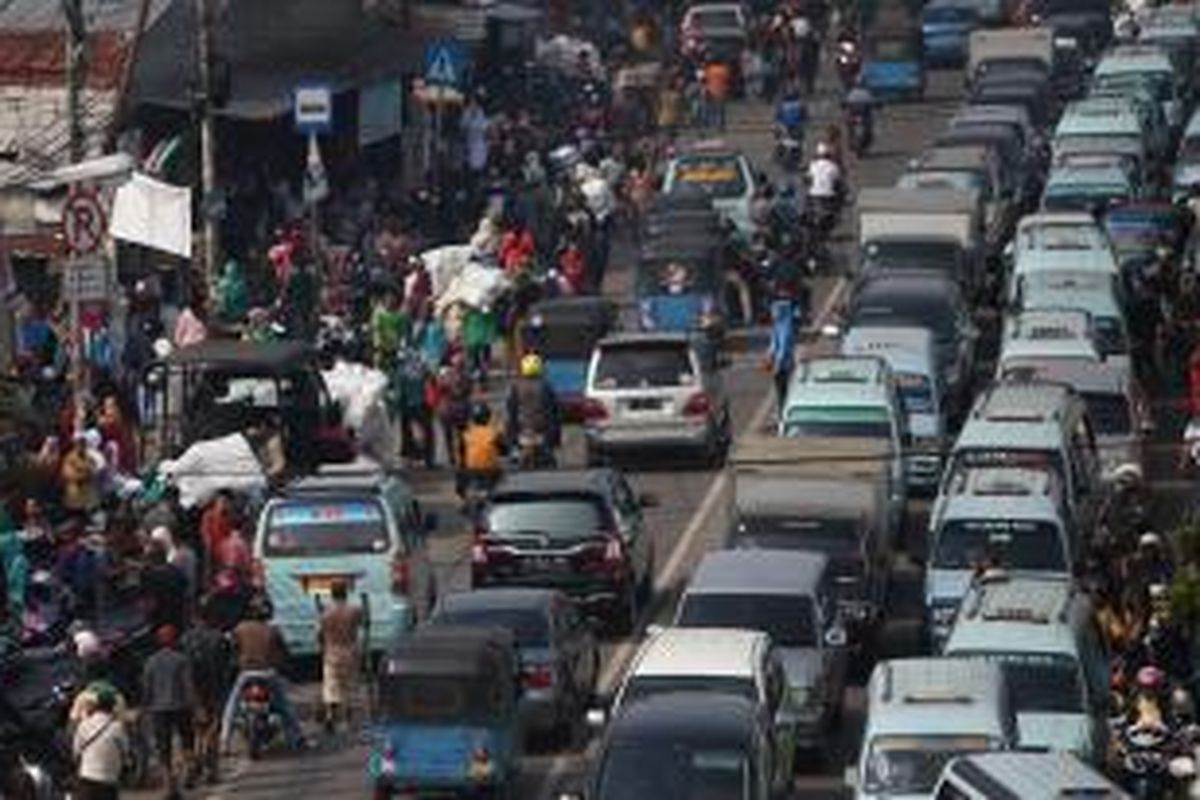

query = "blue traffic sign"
[424,39,468,88]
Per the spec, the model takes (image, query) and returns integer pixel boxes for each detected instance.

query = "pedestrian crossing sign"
[424,39,467,89]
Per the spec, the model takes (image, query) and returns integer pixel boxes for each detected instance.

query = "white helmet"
[74,629,103,659]
[816,141,832,158]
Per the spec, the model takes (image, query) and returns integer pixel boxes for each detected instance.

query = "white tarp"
[110,171,193,258]
[435,261,510,315]
[321,360,398,467]
[158,433,266,509]
[419,244,474,298]
[535,34,602,77]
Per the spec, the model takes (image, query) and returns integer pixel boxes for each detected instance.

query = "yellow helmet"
[520,352,543,378]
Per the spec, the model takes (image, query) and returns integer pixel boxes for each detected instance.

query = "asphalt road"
[137,64,967,800]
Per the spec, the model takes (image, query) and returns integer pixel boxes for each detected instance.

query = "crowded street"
[5,0,1200,799]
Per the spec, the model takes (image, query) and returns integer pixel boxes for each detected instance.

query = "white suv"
[582,332,731,467]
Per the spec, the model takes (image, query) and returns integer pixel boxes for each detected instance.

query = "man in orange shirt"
[702,58,731,131]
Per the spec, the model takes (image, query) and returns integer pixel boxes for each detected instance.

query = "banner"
[358,80,403,148]
[109,172,192,258]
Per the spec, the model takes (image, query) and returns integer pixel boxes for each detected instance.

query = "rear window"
[265,499,390,556]
[486,495,612,541]
[670,156,747,199]
[933,519,1067,572]
[924,6,977,22]
[782,405,892,438]
[624,674,757,705]
[677,592,819,647]
[433,608,549,647]
[595,344,695,389]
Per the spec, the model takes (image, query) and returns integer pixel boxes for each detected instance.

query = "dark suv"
[470,470,656,635]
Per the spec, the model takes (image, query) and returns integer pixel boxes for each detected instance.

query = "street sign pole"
[61,185,106,431]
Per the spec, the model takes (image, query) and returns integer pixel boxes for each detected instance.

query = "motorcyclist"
[218,597,305,753]
[504,354,562,468]
[457,402,504,501]
[775,88,807,141]
[806,141,844,232]
[844,80,876,153]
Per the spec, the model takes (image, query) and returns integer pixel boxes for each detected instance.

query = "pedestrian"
[141,541,190,633]
[73,687,129,800]
[172,290,208,349]
[282,259,319,341]
[141,625,196,797]
[462,304,497,385]
[199,490,236,582]
[97,393,137,475]
[214,259,248,326]
[435,351,473,468]
[60,432,100,514]
[370,288,409,370]
[457,402,504,499]
[150,526,198,602]
[766,298,797,414]
[317,582,364,735]
[181,602,233,785]
[657,75,684,142]
[392,348,436,467]
[702,57,732,130]
[213,526,252,582]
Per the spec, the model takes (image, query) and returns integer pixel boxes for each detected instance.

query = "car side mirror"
[638,492,660,508]
[825,625,848,648]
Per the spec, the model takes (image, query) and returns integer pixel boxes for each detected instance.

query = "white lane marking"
[531,276,849,800]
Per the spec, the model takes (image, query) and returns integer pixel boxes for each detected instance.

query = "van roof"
[944,751,1128,798]
[867,658,1009,738]
[939,488,1066,528]
[687,550,829,596]
[954,467,1053,497]
[945,574,1084,658]
[785,357,893,408]
[630,627,768,680]
[971,380,1074,424]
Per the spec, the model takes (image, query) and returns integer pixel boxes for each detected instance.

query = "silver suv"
[582,332,731,467]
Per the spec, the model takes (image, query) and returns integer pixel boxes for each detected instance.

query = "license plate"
[628,397,662,411]
[524,555,569,572]
[300,575,345,594]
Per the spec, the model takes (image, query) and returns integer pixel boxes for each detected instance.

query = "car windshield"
[265,499,390,556]
[864,240,961,272]
[865,736,996,794]
[924,5,977,22]
[956,652,1085,714]
[433,608,549,647]
[486,495,611,541]
[523,319,608,360]
[898,170,985,194]
[378,676,503,723]
[598,743,754,800]
[897,372,935,414]
[1041,0,1109,15]
[782,406,892,438]
[1083,391,1132,435]
[933,519,1067,572]
[623,675,758,705]
[1018,224,1103,251]
[692,9,741,29]
[677,593,818,647]
[670,156,747,199]
[595,344,695,389]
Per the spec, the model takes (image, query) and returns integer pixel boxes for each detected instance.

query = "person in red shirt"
[499,224,535,274]
[199,491,236,580]
[557,239,587,295]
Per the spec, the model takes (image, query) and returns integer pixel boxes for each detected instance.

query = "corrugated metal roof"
[0,0,171,32]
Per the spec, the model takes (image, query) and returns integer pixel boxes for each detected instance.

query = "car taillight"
[522,663,555,689]
[242,683,269,702]
[603,536,626,575]
[682,392,711,416]
[250,558,265,588]
[581,398,608,421]
[391,557,410,595]
[471,532,488,565]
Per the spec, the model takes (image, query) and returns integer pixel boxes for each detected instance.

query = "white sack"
[159,433,266,509]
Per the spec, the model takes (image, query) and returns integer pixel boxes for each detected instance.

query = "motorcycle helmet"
[520,352,543,378]
[74,629,103,660]
[816,141,832,158]
[471,402,492,426]
[1137,665,1165,691]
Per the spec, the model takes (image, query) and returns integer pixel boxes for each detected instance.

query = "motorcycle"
[835,39,862,90]
[515,432,557,470]
[774,124,804,172]
[846,106,873,157]
[239,678,284,760]
[1117,721,1173,798]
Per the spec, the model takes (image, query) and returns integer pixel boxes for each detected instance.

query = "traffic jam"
[5,0,1200,798]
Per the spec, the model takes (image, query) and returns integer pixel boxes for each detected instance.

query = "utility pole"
[195,0,219,296]
[62,0,87,163]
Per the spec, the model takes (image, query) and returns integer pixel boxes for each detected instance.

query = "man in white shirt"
[73,689,128,800]
[807,142,842,200]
